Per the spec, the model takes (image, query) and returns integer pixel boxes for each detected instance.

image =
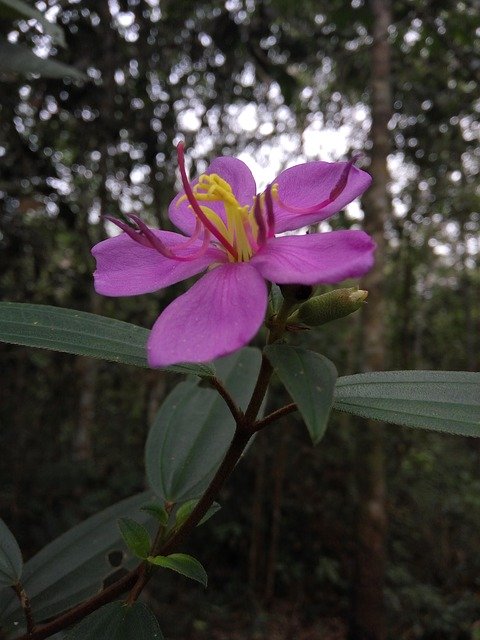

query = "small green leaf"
[268,283,284,315]
[0,41,85,79]
[65,601,164,639]
[0,519,23,587]
[140,504,169,527]
[174,501,220,528]
[118,519,151,559]
[147,553,207,587]
[174,500,197,527]
[334,371,480,437]
[198,502,221,526]
[264,345,338,444]
[0,303,215,378]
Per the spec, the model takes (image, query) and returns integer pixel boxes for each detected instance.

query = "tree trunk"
[350,1,392,638]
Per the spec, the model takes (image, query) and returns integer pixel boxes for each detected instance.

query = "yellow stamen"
[179,172,261,262]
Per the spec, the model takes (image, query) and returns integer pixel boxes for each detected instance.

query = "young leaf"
[174,500,198,528]
[140,504,169,527]
[0,519,23,587]
[147,554,207,587]
[118,519,151,559]
[145,348,261,503]
[0,492,154,633]
[0,302,215,378]
[264,344,338,444]
[172,501,221,530]
[334,371,480,437]
[65,601,164,639]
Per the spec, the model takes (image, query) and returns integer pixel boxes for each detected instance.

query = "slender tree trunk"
[350,1,392,638]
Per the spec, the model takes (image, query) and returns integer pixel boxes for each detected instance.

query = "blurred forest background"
[1,1,479,639]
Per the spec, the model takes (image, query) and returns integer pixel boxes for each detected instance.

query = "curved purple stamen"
[276,157,358,215]
[177,142,238,260]
[253,195,266,247]
[264,184,275,238]
[105,214,210,263]
[126,214,176,257]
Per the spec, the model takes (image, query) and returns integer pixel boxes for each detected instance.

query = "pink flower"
[92,143,375,366]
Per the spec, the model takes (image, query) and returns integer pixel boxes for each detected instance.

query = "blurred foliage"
[0,0,479,638]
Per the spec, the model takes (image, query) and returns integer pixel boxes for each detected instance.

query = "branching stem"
[12,296,296,640]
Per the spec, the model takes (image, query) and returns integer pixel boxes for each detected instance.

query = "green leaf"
[334,371,480,437]
[0,41,86,80]
[198,502,221,526]
[268,283,284,316]
[264,345,338,444]
[147,553,207,587]
[173,500,220,528]
[174,499,198,527]
[140,504,169,527]
[0,303,215,378]
[118,519,151,559]
[145,347,261,503]
[0,0,66,46]
[0,492,154,633]
[65,601,164,640]
[0,519,22,588]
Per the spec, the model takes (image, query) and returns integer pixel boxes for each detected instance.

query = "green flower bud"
[288,288,368,327]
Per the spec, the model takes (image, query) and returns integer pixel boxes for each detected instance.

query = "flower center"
[190,174,260,262]
[177,143,274,263]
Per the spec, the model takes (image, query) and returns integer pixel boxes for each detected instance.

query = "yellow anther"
[177,171,262,262]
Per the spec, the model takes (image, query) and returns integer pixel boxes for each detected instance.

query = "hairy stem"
[12,584,34,636]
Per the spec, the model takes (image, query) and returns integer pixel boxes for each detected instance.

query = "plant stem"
[12,584,34,636]
[210,376,243,422]
[253,403,297,431]
[13,295,295,640]
[13,567,142,640]
[127,424,253,602]
[243,298,293,424]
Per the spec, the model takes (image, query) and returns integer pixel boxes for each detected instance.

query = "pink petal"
[169,156,257,236]
[147,263,267,366]
[92,230,223,296]
[250,231,375,285]
[272,161,372,233]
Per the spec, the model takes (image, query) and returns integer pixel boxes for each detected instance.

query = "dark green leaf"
[264,345,338,444]
[334,371,480,437]
[65,601,164,640]
[147,553,207,587]
[0,493,154,632]
[118,519,151,559]
[0,41,85,79]
[0,519,22,587]
[0,303,215,378]
[0,0,66,46]
[145,348,261,502]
